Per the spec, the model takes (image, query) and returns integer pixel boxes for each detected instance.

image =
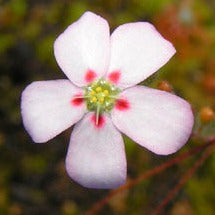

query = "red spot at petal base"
[85,70,97,83]
[108,71,121,84]
[71,94,84,106]
[115,99,130,111]
[91,114,105,128]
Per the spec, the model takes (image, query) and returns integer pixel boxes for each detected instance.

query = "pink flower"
[21,12,194,189]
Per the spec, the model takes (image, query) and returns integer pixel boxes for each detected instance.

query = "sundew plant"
[21,12,193,189]
[1,1,215,214]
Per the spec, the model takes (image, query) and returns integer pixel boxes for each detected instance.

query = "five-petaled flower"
[21,11,194,189]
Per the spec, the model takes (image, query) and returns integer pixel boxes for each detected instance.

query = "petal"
[54,11,110,87]
[106,22,176,88]
[21,80,86,143]
[111,86,194,155]
[65,113,126,189]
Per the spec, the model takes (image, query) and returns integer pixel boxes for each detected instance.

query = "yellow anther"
[90,90,96,96]
[91,96,97,103]
[103,90,109,95]
[99,97,104,103]
[96,87,102,92]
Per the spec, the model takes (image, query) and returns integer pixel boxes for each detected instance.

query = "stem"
[150,143,215,215]
[85,139,215,215]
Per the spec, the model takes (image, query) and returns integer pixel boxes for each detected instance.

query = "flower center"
[84,79,120,123]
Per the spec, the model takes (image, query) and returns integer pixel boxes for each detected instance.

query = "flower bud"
[157,81,172,92]
[200,107,215,123]
[203,75,215,94]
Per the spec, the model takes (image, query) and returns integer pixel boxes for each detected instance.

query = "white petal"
[111,86,194,155]
[106,22,176,88]
[54,11,110,87]
[21,80,86,143]
[66,113,126,189]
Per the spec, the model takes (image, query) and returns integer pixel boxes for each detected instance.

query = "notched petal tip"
[107,21,177,89]
[145,22,177,59]
[137,21,177,53]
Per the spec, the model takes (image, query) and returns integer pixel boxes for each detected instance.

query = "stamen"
[96,87,102,92]
[84,79,120,113]
[99,97,104,103]
[91,97,97,103]
[103,90,109,95]
[73,95,89,99]
[108,95,117,99]
[90,90,96,96]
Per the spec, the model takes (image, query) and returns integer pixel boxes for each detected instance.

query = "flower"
[21,11,194,189]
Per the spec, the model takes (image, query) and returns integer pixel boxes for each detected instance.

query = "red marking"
[85,70,97,83]
[108,71,121,84]
[71,94,84,106]
[91,114,105,128]
[115,99,130,111]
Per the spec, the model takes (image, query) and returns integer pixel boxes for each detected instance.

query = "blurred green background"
[1,0,215,214]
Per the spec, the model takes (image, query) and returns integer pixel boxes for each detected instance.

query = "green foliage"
[187,177,215,215]
[9,0,27,17]
[0,34,15,53]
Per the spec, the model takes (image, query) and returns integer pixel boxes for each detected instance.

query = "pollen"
[103,90,109,95]
[96,87,102,92]
[90,90,96,96]
[84,79,120,113]
[91,96,97,103]
[99,97,105,103]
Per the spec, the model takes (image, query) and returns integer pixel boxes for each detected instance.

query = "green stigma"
[84,79,120,123]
